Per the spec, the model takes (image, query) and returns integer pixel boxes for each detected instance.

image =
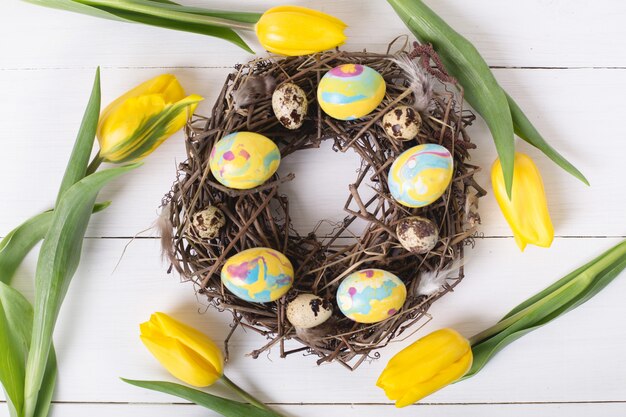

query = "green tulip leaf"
[466,277,592,379]
[499,263,591,323]
[56,67,101,204]
[505,93,589,186]
[464,240,626,380]
[32,344,57,417]
[24,0,259,53]
[122,379,281,417]
[0,283,34,416]
[388,0,515,197]
[23,163,140,417]
[0,203,111,287]
[22,0,127,21]
[498,240,626,325]
[0,212,54,288]
[135,0,262,24]
[0,282,59,417]
[96,7,255,53]
[0,68,104,288]
[0,67,102,416]
[387,0,589,189]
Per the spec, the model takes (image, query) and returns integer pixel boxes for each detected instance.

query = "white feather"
[417,258,466,296]
[156,205,176,265]
[389,55,433,112]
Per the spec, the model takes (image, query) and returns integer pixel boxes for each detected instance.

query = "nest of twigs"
[162,42,485,370]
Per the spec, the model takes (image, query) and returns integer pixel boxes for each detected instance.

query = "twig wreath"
[162,41,485,370]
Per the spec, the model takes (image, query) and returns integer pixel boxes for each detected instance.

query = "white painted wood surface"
[1,0,626,416]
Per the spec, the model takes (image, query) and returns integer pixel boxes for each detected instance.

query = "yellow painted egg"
[336,269,407,324]
[209,132,281,189]
[388,144,454,208]
[221,247,294,303]
[317,64,386,120]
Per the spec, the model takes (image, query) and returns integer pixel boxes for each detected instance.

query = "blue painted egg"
[336,269,407,323]
[317,64,386,120]
[209,132,281,190]
[221,247,294,303]
[388,144,454,208]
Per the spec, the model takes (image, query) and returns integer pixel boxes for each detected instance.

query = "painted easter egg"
[317,64,386,120]
[209,132,281,190]
[221,247,294,303]
[388,144,454,208]
[336,269,407,324]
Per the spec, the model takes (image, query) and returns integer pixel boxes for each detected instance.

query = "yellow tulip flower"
[492,152,554,251]
[255,6,347,56]
[97,74,203,163]
[377,328,472,407]
[140,312,224,387]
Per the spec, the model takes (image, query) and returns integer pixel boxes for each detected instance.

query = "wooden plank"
[2,402,626,417]
[0,68,624,238]
[2,237,625,404]
[2,0,625,414]
[3,1,626,69]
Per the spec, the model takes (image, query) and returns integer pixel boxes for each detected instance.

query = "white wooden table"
[2,1,626,416]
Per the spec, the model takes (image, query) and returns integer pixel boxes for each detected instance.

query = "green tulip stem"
[467,280,577,346]
[76,0,256,31]
[468,239,626,347]
[86,152,104,176]
[220,374,281,415]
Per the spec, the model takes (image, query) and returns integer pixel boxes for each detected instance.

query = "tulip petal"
[99,74,183,124]
[140,334,220,387]
[513,233,528,252]
[97,74,201,163]
[98,93,167,158]
[378,329,469,385]
[255,6,347,56]
[139,318,161,339]
[380,346,463,388]
[394,350,472,408]
[98,93,202,163]
[156,75,187,104]
[263,6,347,30]
[377,329,473,407]
[492,153,554,251]
[150,312,224,376]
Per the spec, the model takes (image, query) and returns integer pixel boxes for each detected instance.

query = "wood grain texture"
[1,0,625,415]
[1,238,625,404]
[1,402,625,417]
[0,68,624,238]
[3,0,626,69]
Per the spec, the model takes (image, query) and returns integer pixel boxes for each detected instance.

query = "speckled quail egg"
[272,82,308,130]
[286,294,332,329]
[396,216,439,254]
[383,105,421,141]
[188,206,226,240]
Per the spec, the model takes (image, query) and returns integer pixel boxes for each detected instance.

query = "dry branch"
[162,44,484,369]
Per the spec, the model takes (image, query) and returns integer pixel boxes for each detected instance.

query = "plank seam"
[1,400,624,406]
[0,235,624,240]
[3,66,626,71]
